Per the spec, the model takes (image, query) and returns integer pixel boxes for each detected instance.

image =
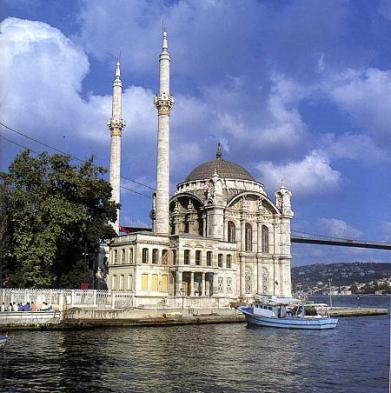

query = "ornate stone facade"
[107,32,294,307]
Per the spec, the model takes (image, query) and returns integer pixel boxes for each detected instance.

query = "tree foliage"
[0,150,118,288]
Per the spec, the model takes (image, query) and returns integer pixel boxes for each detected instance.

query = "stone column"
[175,270,182,296]
[190,272,194,296]
[257,220,262,253]
[239,254,245,297]
[273,256,278,296]
[240,218,245,251]
[202,212,207,237]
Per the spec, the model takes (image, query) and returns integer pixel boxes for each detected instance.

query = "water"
[0,296,389,393]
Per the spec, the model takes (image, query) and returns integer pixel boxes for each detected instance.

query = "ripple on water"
[0,296,389,393]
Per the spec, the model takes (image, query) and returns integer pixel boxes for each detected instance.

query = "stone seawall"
[62,307,244,328]
[0,306,387,330]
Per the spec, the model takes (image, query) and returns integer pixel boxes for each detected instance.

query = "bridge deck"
[291,236,391,250]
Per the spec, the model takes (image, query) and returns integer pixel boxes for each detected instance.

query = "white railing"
[0,289,234,310]
[0,288,133,310]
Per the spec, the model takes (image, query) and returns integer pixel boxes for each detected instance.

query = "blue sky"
[1,0,391,265]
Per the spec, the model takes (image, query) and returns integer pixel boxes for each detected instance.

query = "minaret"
[108,57,125,235]
[154,30,174,233]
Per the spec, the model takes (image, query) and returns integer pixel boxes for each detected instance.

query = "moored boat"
[239,295,338,330]
[0,334,8,348]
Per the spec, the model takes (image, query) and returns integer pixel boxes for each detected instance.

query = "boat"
[238,295,338,330]
[0,334,8,348]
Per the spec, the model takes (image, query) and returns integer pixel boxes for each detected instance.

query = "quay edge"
[0,307,387,330]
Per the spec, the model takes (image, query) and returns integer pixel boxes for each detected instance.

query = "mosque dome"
[185,144,255,182]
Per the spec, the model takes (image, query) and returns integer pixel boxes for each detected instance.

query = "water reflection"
[0,296,388,393]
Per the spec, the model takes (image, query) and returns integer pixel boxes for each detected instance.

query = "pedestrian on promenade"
[22,302,31,311]
[41,302,52,311]
[0,303,5,312]
[17,303,23,311]
[30,302,37,311]
[7,303,13,311]
[12,302,18,311]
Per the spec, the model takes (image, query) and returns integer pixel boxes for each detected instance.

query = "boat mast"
[328,278,333,308]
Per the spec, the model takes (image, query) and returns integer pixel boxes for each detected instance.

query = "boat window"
[268,306,272,310]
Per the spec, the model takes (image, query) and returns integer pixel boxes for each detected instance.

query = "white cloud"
[325,68,391,145]
[257,150,341,196]
[319,132,388,164]
[0,17,157,148]
[317,218,363,239]
[1,17,89,132]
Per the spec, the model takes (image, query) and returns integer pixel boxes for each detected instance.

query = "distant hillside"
[292,262,391,293]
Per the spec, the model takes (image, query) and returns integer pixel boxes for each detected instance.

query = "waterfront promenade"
[0,289,388,330]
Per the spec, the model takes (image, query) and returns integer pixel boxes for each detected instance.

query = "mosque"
[106,31,294,307]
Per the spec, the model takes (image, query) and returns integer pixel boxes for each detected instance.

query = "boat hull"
[0,336,7,348]
[239,307,338,330]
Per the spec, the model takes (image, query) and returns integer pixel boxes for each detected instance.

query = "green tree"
[0,150,118,288]
[350,283,359,294]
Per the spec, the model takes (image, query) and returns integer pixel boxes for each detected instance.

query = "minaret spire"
[216,142,222,160]
[154,28,174,233]
[108,56,126,235]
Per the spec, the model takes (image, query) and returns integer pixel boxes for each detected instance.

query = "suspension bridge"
[291,232,391,250]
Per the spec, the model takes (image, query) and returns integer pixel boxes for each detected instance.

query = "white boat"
[238,295,338,330]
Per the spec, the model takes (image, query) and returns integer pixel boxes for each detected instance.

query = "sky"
[1,0,391,266]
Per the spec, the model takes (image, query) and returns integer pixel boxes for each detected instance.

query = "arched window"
[142,248,149,263]
[184,249,190,265]
[218,254,223,268]
[195,250,201,265]
[128,248,133,264]
[226,255,232,269]
[206,251,212,266]
[262,225,269,253]
[152,249,159,264]
[113,250,118,264]
[245,223,253,252]
[121,249,126,264]
[228,221,236,242]
[162,249,168,265]
[184,214,190,233]
[171,217,176,235]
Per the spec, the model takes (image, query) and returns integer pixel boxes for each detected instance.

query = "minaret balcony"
[108,118,126,130]
[154,94,174,109]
